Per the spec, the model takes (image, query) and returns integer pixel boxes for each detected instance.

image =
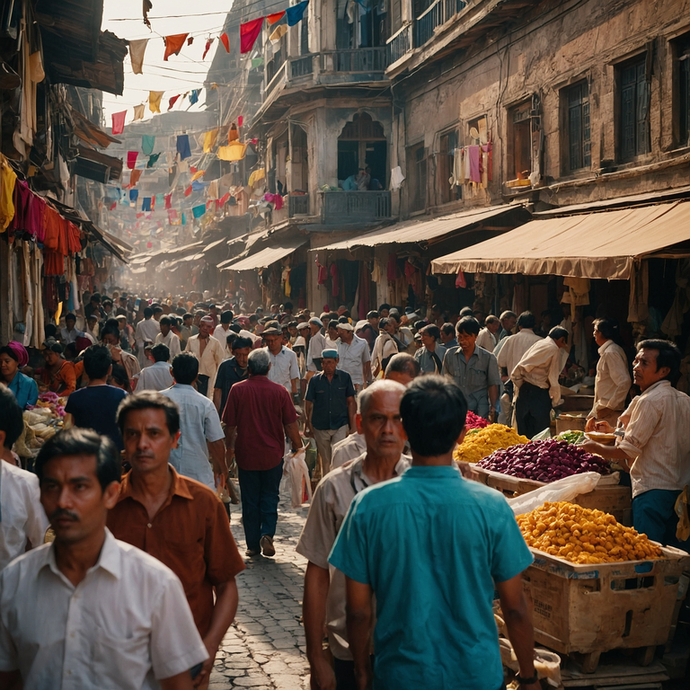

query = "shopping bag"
[508,471,602,516]
[284,448,313,508]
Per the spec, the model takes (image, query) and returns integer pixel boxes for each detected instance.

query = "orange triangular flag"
[267,11,286,24]
[163,34,188,61]
[220,33,230,53]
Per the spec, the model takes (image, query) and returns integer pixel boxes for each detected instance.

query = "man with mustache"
[108,391,245,689]
[0,427,208,689]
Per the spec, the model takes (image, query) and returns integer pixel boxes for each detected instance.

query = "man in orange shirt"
[108,391,245,689]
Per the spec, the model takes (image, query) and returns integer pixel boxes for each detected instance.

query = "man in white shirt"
[583,340,690,550]
[185,316,225,398]
[135,306,161,368]
[371,318,400,378]
[0,427,208,689]
[262,322,300,406]
[213,311,234,355]
[511,327,569,438]
[134,344,174,391]
[306,317,327,380]
[155,316,181,361]
[336,322,372,391]
[0,390,48,571]
[60,313,86,345]
[476,315,501,353]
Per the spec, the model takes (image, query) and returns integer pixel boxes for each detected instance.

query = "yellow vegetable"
[516,502,664,565]
[453,424,529,464]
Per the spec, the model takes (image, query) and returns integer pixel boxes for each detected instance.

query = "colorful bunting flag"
[286,0,309,26]
[267,11,286,24]
[177,134,191,160]
[129,189,139,203]
[129,39,148,74]
[238,116,243,127]
[203,38,214,59]
[228,124,239,142]
[187,36,194,46]
[269,24,288,42]
[168,95,180,111]
[133,104,145,121]
[203,129,219,153]
[147,153,161,168]
[240,17,264,54]
[111,110,126,135]
[189,89,200,105]
[220,33,230,53]
[130,169,142,186]
[219,192,231,206]
[141,197,152,212]
[181,212,187,226]
[192,204,206,219]
[184,185,192,197]
[164,34,188,61]
[142,135,155,156]
[149,91,164,113]
[127,151,138,169]
[164,194,172,209]
[218,142,247,161]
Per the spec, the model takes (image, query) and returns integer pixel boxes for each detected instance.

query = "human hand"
[309,655,336,690]
[594,420,614,433]
[518,681,541,690]
[584,417,597,432]
[193,640,218,687]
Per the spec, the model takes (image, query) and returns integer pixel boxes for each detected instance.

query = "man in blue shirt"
[329,376,539,690]
[304,349,356,475]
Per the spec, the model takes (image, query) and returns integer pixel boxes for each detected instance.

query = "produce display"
[465,411,490,430]
[556,430,585,444]
[453,424,529,464]
[15,392,66,457]
[517,501,663,564]
[477,439,610,481]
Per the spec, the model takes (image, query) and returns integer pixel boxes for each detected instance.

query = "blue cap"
[321,348,339,359]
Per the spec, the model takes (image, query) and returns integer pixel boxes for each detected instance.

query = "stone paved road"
[209,483,311,690]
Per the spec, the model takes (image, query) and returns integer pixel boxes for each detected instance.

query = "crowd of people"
[0,287,688,689]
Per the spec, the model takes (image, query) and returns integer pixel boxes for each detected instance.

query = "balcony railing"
[387,25,412,65]
[289,194,309,216]
[329,47,387,72]
[290,55,314,78]
[414,0,467,47]
[320,191,391,224]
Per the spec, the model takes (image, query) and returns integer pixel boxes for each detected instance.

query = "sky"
[100,0,233,125]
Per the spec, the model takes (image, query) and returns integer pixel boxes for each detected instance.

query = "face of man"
[233,347,251,369]
[594,327,606,348]
[380,308,389,318]
[183,317,193,328]
[153,311,162,322]
[40,455,119,545]
[368,316,380,329]
[288,326,298,338]
[198,320,212,338]
[502,316,517,333]
[421,332,435,349]
[160,322,170,336]
[309,323,321,337]
[633,347,669,392]
[87,318,97,330]
[439,329,453,344]
[263,333,282,354]
[457,331,477,353]
[337,327,353,344]
[193,313,202,326]
[487,320,500,335]
[357,389,406,462]
[66,317,76,330]
[270,305,279,315]
[322,357,338,375]
[102,332,119,347]
[122,407,179,474]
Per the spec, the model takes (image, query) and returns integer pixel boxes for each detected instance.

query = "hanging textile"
[387,253,397,282]
[129,38,148,74]
[203,38,214,59]
[142,135,155,155]
[220,33,230,53]
[330,262,339,297]
[168,95,180,111]
[176,134,191,160]
[248,168,266,187]
[111,110,126,135]
[270,24,288,42]
[240,18,264,54]
[129,189,139,204]
[189,89,200,105]
[228,123,239,142]
[155,193,165,208]
[218,142,247,161]
[147,153,161,168]
[0,155,16,232]
[129,169,142,187]
[141,197,151,212]
[184,185,192,197]
[164,193,172,209]
[267,11,286,24]
[163,33,188,61]
[286,0,309,26]
[149,90,164,113]
[203,129,219,153]
[192,204,205,219]
[133,104,145,121]
[126,151,138,169]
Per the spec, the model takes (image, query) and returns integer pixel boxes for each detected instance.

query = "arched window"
[337,113,387,189]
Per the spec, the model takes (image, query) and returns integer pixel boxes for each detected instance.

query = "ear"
[0,430,5,448]
[658,366,671,380]
[456,426,467,446]
[103,480,121,510]
[355,413,363,435]
[171,430,181,449]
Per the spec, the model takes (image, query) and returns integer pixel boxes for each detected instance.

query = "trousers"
[237,461,284,551]
[515,382,551,439]
[313,425,349,476]
[632,489,690,551]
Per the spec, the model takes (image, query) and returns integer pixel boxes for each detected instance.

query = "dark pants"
[515,382,551,439]
[238,461,283,551]
[196,374,210,396]
[633,489,690,552]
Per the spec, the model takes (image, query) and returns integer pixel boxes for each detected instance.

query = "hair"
[388,312,401,325]
[456,316,480,336]
[638,339,682,384]
[83,345,112,380]
[65,313,76,323]
[152,305,163,314]
[109,364,132,393]
[117,390,180,437]
[500,310,517,321]
[44,340,64,355]
[151,343,170,363]
[159,316,171,327]
[379,317,391,330]
[91,293,101,303]
[357,379,406,415]
[400,375,468,456]
[593,318,621,343]
[484,315,500,326]
[232,336,253,350]
[378,303,390,312]
[0,387,23,448]
[367,310,379,319]
[183,312,193,322]
[385,352,421,379]
[64,343,78,359]
[548,326,569,342]
[459,307,474,317]
[441,322,455,337]
[171,352,199,384]
[248,348,270,376]
[143,307,153,319]
[283,302,293,311]
[45,324,58,339]
[0,345,18,363]
[517,311,536,330]
[337,315,349,324]
[421,324,440,341]
[221,310,234,324]
[34,427,121,492]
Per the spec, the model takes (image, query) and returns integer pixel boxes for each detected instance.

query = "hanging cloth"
[189,89,200,105]
[270,24,289,42]
[286,0,309,26]
[330,262,339,297]
[163,33,188,61]
[218,142,247,161]
[228,123,239,142]
[220,33,230,53]
[176,134,191,160]
[203,38,214,59]
[129,169,142,187]
[467,145,481,183]
[387,253,397,282]
[147,153,161,168]
[267,11,286,24]
[149,91,164,113]
[127,151,138,169]
[168,95,180,111]
[203,129,219,153]
[129,38,148,74]
[240,18,264,54]
[133,104,145,121]
[129,189,139,204]
[111,111,126,135]
[0,155,17,232]
[142,135,155,155]
[141,197,152,212]
[192,204,205,219]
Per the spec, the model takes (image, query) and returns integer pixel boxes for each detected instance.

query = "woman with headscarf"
[0,342,38,409]
[40,339,76,396]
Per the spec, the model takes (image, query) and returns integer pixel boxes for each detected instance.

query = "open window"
[337,113,387,188]
[617,53,650,162]
[506,99,541,186]
[437,130,461,204]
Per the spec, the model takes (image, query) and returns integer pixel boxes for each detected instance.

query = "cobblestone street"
[209,485,311,690]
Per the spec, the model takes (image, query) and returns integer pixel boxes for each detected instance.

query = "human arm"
[160,672,195,690]
[290,352,300,395]
[347,396,356,433]
[212,387,222,414]
[580,440,632,469]
[363,361,372,387]
[304,400,314,436]
[63,412,74,429]
[304,562,336,690]
[59,363,77,396]
[496,575,540,690]
[285,421,303,451]
[488,385,498,422]
[345,578,374,690]
[207,439,228,486]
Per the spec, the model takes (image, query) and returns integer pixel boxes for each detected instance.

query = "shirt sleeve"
[204,400,225,443]
[204,494,246,585]
[486,353,501,387]
[344,373,355,398]
[23,474,49,548]
[295,481,339,569]
[222,388,237,427]
[281,390,298,425]
[0,575,19,672]
[289,352,300,380]
[548,349,563,402]
[328,495,370,585]
[361,342,371,364]
[490,500,534,583]
[305,376,317,403]
[27,378,38,407]
[214,362,227,391]
[149,572,209,679]
[618,395,662,459]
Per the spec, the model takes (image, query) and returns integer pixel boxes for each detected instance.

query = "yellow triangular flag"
[203,129,219,153]
[149,90,164,114]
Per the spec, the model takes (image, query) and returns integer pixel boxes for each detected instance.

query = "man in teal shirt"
[329,376,539,690]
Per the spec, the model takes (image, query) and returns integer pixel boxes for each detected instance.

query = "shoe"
[260,535,275,557]
[245,548,260,557]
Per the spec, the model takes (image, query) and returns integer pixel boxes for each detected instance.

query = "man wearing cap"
[262,321,300,406]
[305,350,356,476]
[306,318,327,380]
[336,322,372,392]
[185,316,225,398]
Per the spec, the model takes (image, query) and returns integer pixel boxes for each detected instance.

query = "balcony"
[319,191,391,224]
[289,194,309,216]
[414,0,468,48]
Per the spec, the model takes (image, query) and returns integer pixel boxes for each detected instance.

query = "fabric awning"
[222,237,307,272]
[316,204,528,251]
[431,200,690,280]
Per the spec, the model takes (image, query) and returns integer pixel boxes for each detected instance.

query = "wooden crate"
[522,546,690,672]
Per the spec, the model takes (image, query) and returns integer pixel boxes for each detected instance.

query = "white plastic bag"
[283,448,313,508]
[508,471,602,516]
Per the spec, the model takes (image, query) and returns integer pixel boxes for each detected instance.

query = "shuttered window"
[567,81,591,171]
[619,57,650,161]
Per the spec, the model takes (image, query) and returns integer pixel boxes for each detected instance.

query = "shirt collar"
[641,379,671,396]
[403,464,461,479]
[43,528,122,582]
[118,464,194,505]
[598,339,614,355]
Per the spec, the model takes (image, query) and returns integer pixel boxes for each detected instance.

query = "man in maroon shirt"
[223,349,302,557]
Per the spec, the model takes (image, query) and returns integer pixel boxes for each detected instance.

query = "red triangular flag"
[168,95,180,111]
[240,18,264,54]
[220,33,230,53]
[111,110,126,135]
[163,33,188,61]
[164,194,172,209]
[267,11,285,24]
[238,115,243,127]
[190,166,197,175]
[184,185,192,197]
[109,201,117,211]
[203,38,214,60]
[127,151,138,169]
